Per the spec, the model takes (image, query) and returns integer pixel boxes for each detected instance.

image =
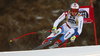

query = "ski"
[33,41,52,50]
[49,44,58,49]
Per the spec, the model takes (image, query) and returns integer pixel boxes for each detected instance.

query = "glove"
[70,36,76,42]
[52,27,57,34]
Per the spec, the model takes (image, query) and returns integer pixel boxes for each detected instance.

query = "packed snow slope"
[0,45,100,56]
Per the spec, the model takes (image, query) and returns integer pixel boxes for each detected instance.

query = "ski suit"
[47,10,83,42]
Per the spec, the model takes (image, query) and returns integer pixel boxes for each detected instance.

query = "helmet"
[70,3,79,12]
[71,3,79,9]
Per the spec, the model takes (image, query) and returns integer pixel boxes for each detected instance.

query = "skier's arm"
[77,16,83,35]
[53,12,67,27]
[70,16,83,42]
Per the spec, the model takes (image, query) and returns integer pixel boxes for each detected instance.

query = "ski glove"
[70,36,76,42]
[52,27,57,34]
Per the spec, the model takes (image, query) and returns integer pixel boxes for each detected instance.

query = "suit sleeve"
[77,16,83,35]
[53,12,67,27]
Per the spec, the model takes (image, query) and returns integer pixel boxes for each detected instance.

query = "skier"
[41,3,83,48]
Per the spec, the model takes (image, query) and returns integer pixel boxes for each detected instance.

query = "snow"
[36,16,43,19]
[52,9,65,14]
[0,45,100,56]
[52,10,60,13]
[52,9,66,16]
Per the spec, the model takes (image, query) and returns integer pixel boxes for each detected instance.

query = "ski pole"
[10,30,51,42]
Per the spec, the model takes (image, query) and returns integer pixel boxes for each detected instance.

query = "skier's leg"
[48,26,64,40]
[49,28,77,48]
[54,28,75,45]
[49,23,75,48]
[70,28,80,42]
[61,28,75,42]
[41,26,64,45]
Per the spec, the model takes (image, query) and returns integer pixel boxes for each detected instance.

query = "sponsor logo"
[79,10,89,18]
[65,32,70,38]
[73,4,77,7]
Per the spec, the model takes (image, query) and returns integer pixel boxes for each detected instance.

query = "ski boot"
[41,37,53,45]
[49,39,62,49]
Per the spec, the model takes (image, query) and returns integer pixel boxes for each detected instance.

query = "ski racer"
[41,3,83,48]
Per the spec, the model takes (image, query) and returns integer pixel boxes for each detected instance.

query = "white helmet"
[70,3,79,9]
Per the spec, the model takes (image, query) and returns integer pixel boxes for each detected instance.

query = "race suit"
[47,10,83,42]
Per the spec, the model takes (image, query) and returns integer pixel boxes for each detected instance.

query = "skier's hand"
[70,36,76,42]
[52,27,57,34]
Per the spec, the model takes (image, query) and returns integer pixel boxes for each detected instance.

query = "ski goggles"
[71,9,79,12]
